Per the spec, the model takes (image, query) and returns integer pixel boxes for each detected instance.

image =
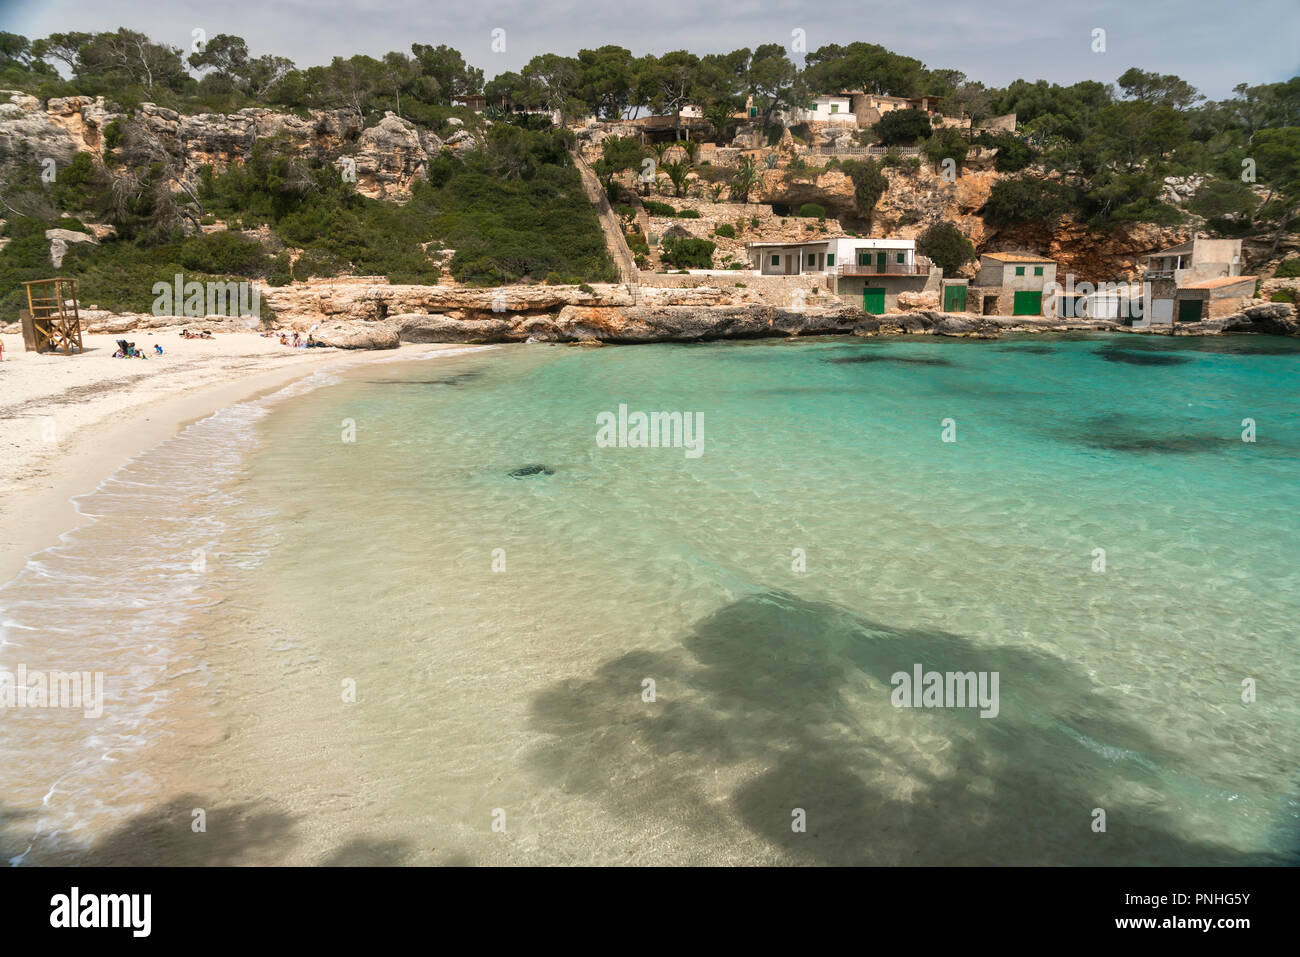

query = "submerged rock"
[509,465,554,477]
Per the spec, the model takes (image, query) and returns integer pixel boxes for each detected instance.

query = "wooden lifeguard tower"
[22,278,84,355]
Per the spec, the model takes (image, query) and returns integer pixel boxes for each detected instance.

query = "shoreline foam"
[0,333,475,585]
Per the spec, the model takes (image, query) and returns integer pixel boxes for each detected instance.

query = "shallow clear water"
[3,335,1299,865]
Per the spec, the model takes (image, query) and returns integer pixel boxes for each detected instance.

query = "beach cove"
[1,333,1297,865]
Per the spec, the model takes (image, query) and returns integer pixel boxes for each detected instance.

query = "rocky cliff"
[0,91,446,201]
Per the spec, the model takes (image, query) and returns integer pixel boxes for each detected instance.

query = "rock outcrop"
[348,112,441,200]
[259,280,636,325]
[0,93,459,202]
[1217,301,1298,335]
[45,227,97,267]
[0,91,117,164]
[759,168,857,217]
[381,303,869,343]
[311,320,400,349]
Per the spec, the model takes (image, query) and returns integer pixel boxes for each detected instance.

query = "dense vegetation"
[917,221,976,275]
[0,119,615,313]
[0,26,1297,305]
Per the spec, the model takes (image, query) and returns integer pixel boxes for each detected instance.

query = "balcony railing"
[832,258,932,277]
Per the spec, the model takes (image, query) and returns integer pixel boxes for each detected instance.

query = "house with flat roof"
[791,93,858,126]
[1143,238,1243,284]
[1141,237,1250,323]
[745,237,940,312]
[1171,275,1258,322]
[974,252,1058,316]
[851,93,944,127]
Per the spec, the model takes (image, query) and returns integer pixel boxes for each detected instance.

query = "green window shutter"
[771,255,779,266]
[807,254,815,266]
[858,251,870,266]
[1034,266,1043,276]
[827,253,835,266]
[896,252,905,263]
[1015,266,1025,276]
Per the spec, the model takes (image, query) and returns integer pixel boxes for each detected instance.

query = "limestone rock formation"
[311,320,400,349]
[350,112,433,200]
[1218,301,1297,335]
[758,168,856,217]
[0,91,117,164]
[260,280,633,326]
[45,227,97,267]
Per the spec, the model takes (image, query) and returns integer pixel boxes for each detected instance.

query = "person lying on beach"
[200,330,214,339]
[154,344,163,355]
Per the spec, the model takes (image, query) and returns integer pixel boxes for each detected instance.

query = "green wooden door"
[1177,298,1203,322]
[943,285,967,311]
[876,252,887,269]
[857,251,871,266]
[1012,291,1042,316]
[863,288,886,313]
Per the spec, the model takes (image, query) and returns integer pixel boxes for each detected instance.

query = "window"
[830,103,839,114]
[807,254,816,266]
[858,251,871,266]
[771,255,779,267]
[896,253,905,264]
[1034,266,1044,276]
[1015,266,1025,276]
[827,254,835,267]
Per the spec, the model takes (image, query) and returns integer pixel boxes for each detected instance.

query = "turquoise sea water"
[3,334,1298,864]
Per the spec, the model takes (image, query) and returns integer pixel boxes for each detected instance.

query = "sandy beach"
[0,331,459,585]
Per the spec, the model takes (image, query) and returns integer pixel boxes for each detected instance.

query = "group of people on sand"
[273,330,321,348]
[179,329,214,340]
[113,340,163,359]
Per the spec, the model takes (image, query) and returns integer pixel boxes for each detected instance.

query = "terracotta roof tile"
[1181,275,1256,290]
[982,252,1054,263]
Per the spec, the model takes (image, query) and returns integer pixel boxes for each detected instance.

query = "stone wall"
[634,196,843,271]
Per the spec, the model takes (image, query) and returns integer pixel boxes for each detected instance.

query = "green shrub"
[677,208,701,219]
[659,236,715,269]
[798,203,826,218]
[643,200,677,217]
[985,175,1074,226]
[839,159,889,219]
[1273,259,1300,278]
[917,221,975,275]
[292,247,347,280]
[714,223,736,239]
[1271,289,1295,302]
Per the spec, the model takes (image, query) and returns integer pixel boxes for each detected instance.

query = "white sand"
[0,330,455,583]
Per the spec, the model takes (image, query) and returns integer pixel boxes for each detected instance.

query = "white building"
[747,237,921,276]
[790,94,857,126]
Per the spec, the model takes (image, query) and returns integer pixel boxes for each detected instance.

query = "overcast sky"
[2,0,1296,99]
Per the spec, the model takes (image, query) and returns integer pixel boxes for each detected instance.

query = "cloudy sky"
[2,0,1296,99]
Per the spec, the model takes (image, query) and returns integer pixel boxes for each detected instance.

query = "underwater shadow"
[527,590,1287,865]
[0,794,421,866]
